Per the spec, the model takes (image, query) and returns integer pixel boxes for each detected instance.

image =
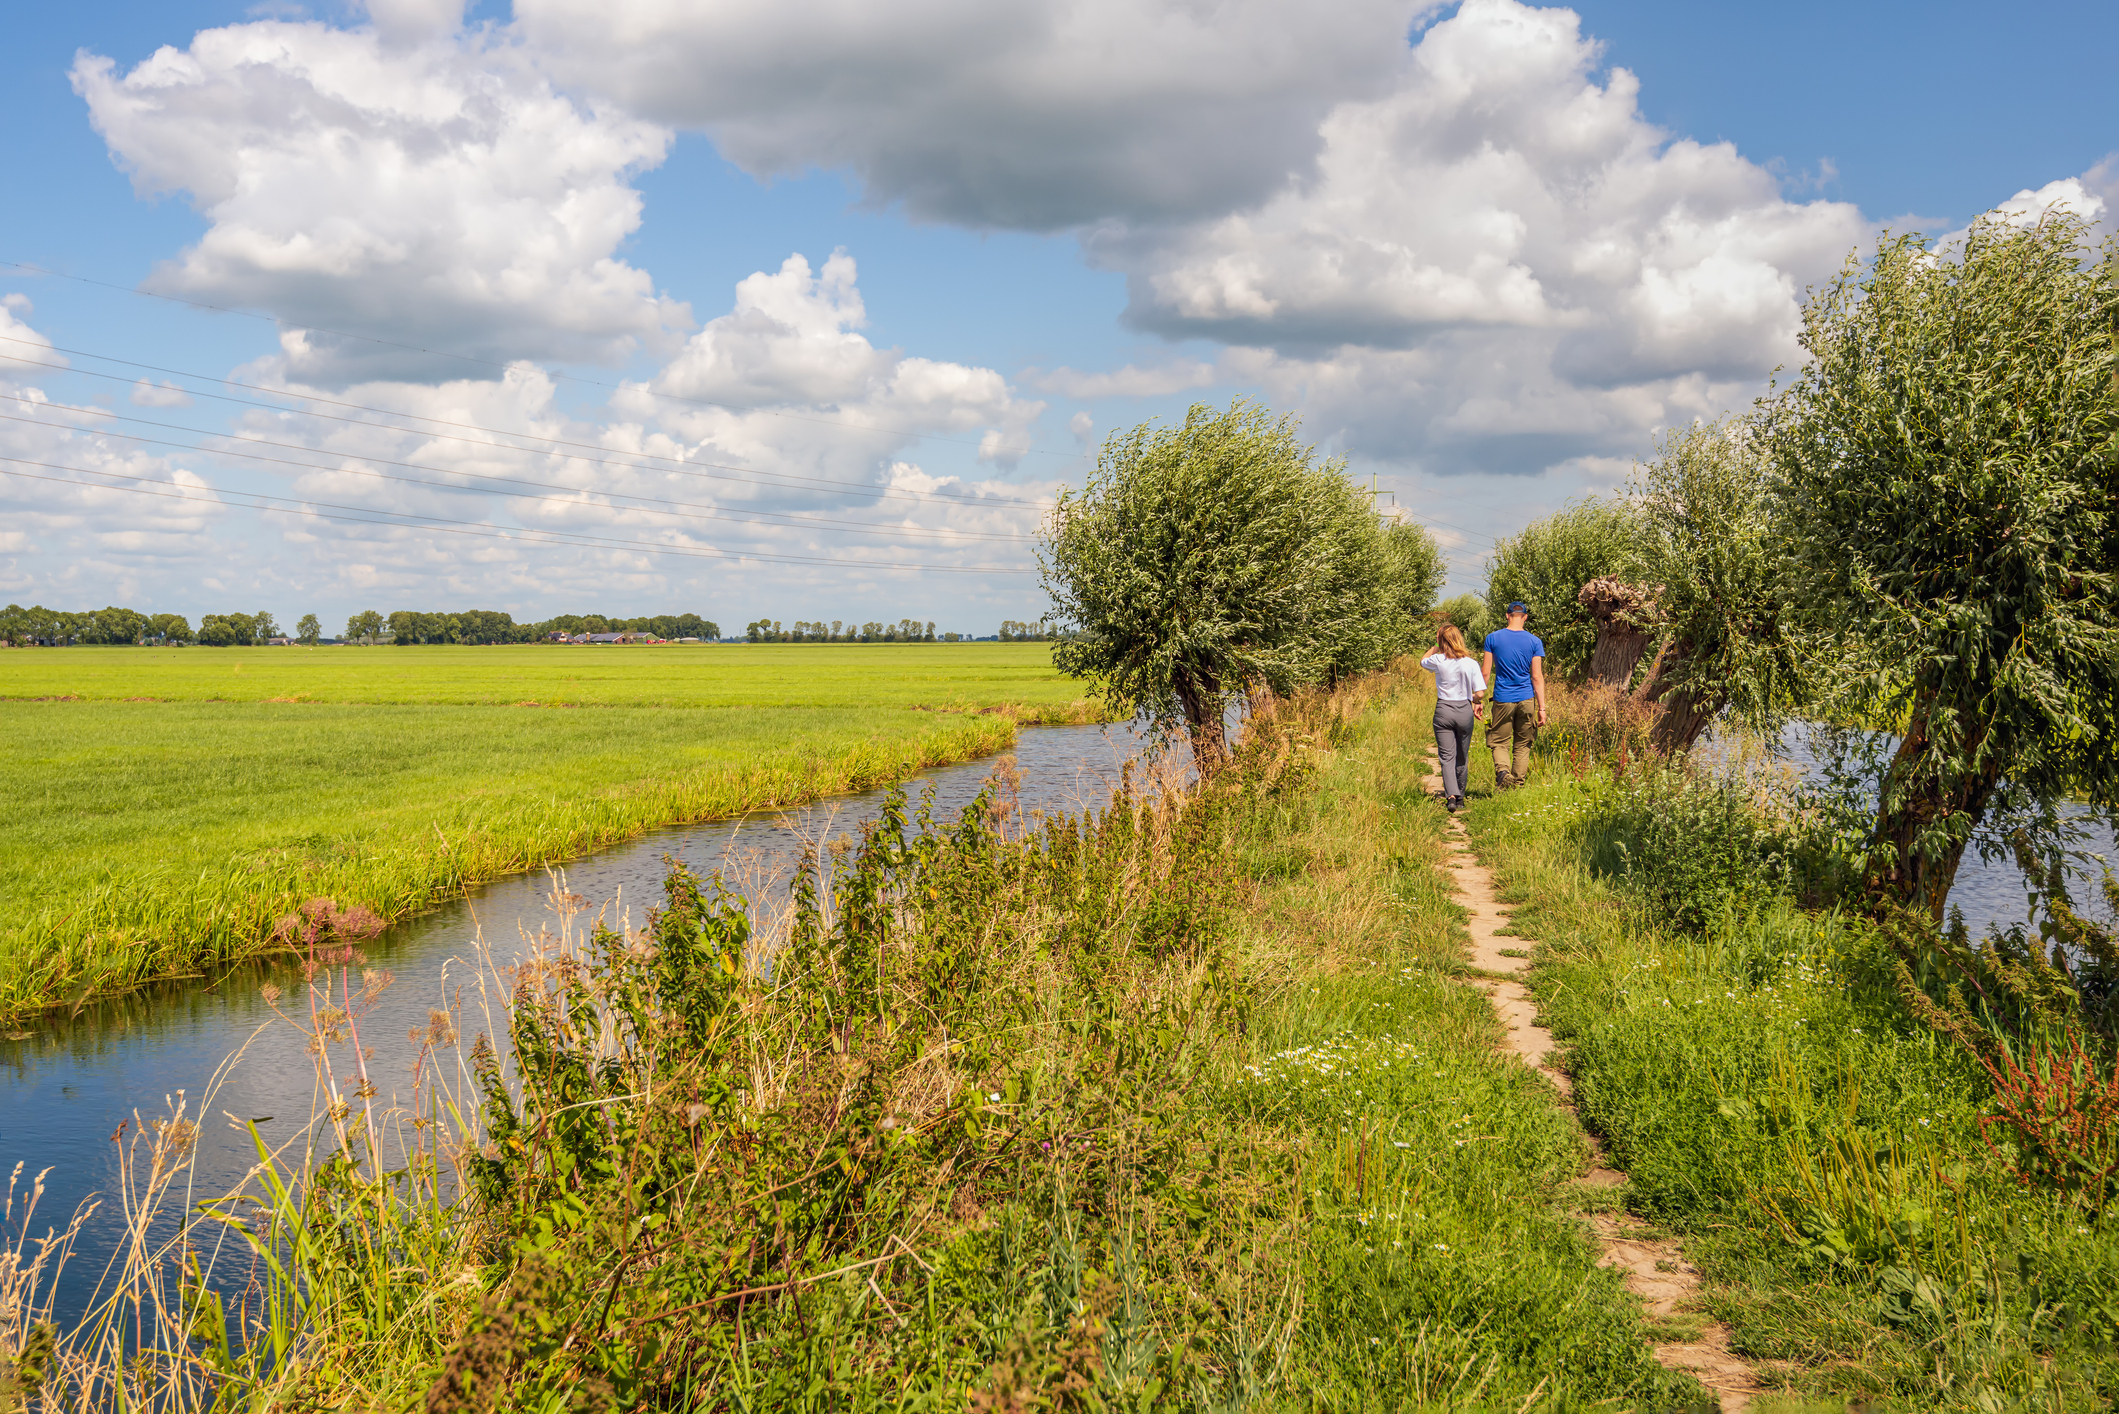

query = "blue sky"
[1,0,2112,634]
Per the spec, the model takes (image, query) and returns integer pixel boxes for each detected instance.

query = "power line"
[0,398,1034,545]
[0,311,1523,557]
[0,456,1033,574]
[0,337,1057,510]
[0,323,1518,550]
[0,257,1084,460]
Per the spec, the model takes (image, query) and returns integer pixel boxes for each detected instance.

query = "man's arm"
[1481,651,1496,710]
[1531,656,1547,725]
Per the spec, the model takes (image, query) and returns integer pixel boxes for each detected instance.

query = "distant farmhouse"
[545,630,665,645]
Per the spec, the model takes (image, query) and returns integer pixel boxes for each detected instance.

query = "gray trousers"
[1434,700,1475,798]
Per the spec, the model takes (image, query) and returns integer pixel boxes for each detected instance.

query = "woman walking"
[1421,624,1486,812]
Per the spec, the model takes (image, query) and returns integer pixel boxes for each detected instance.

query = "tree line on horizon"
[744,618,940,643]
[0,605,719,647]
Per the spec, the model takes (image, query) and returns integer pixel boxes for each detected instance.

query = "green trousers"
[1487,699,1538,782]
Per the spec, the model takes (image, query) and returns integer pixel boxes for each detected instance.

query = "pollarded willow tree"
[1483,499,1641,675]
[1629,416,1803,752]
[1767,210,2119,917]
[1042,400,1428,771]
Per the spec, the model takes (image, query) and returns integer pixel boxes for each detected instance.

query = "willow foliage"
[1629,417,1801,750]
[1483,499,1641,674]
[1041,400,1424,768]
[1767,209,2119,914]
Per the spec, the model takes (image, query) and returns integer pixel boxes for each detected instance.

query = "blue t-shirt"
[1483,628,1545,703]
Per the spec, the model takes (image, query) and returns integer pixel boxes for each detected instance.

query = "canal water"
[0,721,1151,1328]
[1707,722,2117,942]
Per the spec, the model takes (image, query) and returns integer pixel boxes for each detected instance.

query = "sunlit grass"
[0,708,1035,1022]
[0,642,1097,716]
[0,643,1102,1020]
[1464,739,2119,1411]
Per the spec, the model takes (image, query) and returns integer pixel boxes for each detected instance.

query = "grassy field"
[0,642,1091,715]
[23,671,1713,1408]
[0,645,1097,1020]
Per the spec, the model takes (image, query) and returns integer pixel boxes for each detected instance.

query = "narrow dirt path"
[1421,748,1764,1412]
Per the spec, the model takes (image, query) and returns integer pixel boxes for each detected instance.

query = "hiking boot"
[1495,770,1516,791]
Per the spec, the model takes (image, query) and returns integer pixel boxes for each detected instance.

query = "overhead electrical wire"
[0,398,1034,545]
[0,277,1517,562]
[0,257,1085,461]
[0,336,1056,511]
[0,455,1032,574]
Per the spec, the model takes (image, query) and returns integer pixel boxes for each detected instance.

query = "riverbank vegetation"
[1485,209,2116,919]
[1455,209,2118,1407]
[0,646,1098,1021]
[3,674,1711,1409]
[1466,688,2119,1409]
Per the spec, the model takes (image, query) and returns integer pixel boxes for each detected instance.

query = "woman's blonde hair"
[1436,623,1473,660]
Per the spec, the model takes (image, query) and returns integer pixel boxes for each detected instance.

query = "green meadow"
[0,641,1089,714]
[0,645,1097,1021]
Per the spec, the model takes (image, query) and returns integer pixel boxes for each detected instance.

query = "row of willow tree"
[1043,211,2118,924]
[1042,400,1447,765]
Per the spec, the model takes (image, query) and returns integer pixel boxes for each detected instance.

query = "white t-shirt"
[1420,652,1487,704]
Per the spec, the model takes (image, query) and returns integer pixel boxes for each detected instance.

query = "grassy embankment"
[0,645,1098,1022]
[1463,715,2119,1410]
[17,670,1711,1409]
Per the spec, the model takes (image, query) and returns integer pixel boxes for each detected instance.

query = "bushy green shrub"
[1431,592,1492,649]
[1581,759,1798,933]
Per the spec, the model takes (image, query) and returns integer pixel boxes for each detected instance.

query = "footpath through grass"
[1464,732,2119,1410]
[16,671,1708,1410]
[0,645,1096,1022]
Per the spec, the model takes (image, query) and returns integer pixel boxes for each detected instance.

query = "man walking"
[1481,601,1546,790]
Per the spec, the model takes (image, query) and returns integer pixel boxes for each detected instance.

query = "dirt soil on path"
[1423,750,1765,1412]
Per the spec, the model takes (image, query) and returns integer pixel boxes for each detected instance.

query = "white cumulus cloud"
[641,251,1045,474]
[515,0,1433,230]
[1076,0,1870,472]
[176,252,1051,609]
[73,18,687,384]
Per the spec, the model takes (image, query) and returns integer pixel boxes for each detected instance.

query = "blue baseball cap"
[1506,600,1529,613]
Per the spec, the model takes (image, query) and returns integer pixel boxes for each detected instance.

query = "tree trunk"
[1577,578,1661,688]
[1637,635,1719,752]
[1587,624,1654,689]
[1175,666,1227,776]
[1632,639,1677,705]
[1871,701,2004,921]
[1648,681,1717,753]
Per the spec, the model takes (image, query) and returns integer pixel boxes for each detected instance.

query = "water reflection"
[1703,721,2116,941]
[0,720,1153,1327]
